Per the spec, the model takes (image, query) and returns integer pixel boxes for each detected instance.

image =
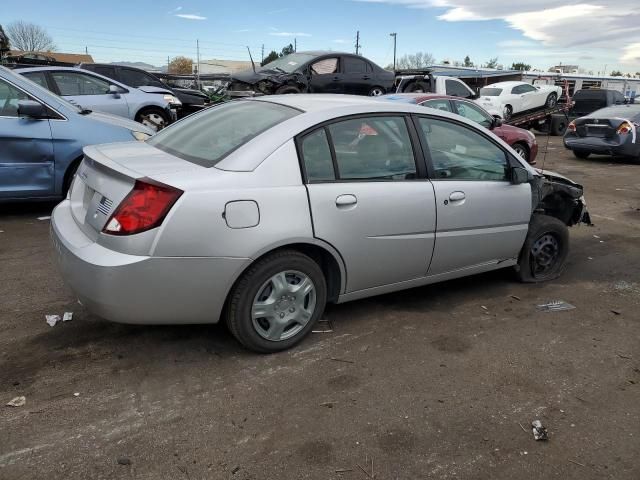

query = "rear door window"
[147,101,300,167]
[91,66,117,80]
[310,58,338,75]
[422,99,452,112]
[120,68,164,88]
[21,71,49,89]
[343,57,367,74]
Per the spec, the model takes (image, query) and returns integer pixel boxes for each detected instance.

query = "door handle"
[332,76,341,82]
[449,191,466,202]
[335,194,357,207]
[362,75,371,80]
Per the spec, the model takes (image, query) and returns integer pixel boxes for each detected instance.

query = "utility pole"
[261,44,264,64]
[294,38,297,52]
[390,32,397,71]
[196,39,201,87]
[85,46,88,55]
[167,56,170,71]
[355,31,361,55]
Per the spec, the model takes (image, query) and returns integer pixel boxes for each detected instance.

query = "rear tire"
[503,105,513,121]
[368,86,386,96]
[225,250,327,353]
[573,150,590,159]
[135,107,170,132]
[550,116,567,136]
[516,214,569,283]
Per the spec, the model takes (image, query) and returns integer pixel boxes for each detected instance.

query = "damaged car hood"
[231,68,305,85]
[531,168,591,226]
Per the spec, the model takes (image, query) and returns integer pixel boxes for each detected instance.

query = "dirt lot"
[1,135,639,480]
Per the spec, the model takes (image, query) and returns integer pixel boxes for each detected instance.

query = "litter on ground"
[6,396,26,407]
[537,301,576,312]
[45,315,61,327]
[532,420,549,441]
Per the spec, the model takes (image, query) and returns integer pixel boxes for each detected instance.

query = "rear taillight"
[567,121,576,132]
[617,121,633,134]
[103,179,183,235]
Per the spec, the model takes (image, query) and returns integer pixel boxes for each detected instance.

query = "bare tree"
[7,21,56,52]
[395,51,435,70]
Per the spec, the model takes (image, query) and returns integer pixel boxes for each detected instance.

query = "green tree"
[0,24,10,55]
[464,55,473,67]
[485,57,498,69]
[511,62,531,71]
[281,44,294,56]
[261,50,278,66]
[610,70,623,77]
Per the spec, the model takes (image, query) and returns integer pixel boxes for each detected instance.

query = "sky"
[2,0,640,73]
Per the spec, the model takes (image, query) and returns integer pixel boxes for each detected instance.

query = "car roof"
[14,66,85,72]
[484,81,525,88]
[295,50,351,57]
[215,94,538,175]
[587,104,640,119]
[382,93,452,103]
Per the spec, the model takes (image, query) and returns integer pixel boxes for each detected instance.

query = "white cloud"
[175,13,207,20]
[168,6,183,14]
[353,0,640,68]
[334,39,348,44]
[269,32,311,37]
[234,28,252,33]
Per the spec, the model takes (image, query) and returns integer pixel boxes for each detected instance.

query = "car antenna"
[247,46,256,74]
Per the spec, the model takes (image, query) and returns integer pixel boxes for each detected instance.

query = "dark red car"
[381,93,539,164]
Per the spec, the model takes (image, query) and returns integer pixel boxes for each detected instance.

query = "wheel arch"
[224,239,346,309]
[61,154,84,196]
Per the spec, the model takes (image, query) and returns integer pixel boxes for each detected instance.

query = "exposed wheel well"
[62,155,84,196]
[538,192,576,225]
[228,243,343,308]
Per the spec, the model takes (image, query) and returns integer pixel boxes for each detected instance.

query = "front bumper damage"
[532,170,592,226]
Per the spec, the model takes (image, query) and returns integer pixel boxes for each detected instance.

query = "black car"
[564,104,640,160]
[79,63,211,116]
[570,89,628,117]
[227,51,395,98]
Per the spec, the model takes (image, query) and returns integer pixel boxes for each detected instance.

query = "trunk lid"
[574,117,620,139]
[69,142,202,238]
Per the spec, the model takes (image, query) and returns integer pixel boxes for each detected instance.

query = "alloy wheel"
[513,144,528,161]
[251,270,317,342]
[369,87,385,96]
[141,113,167,131]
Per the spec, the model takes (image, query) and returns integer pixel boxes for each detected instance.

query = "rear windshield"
[479,88,502,96]
[147,100,300,167]
[573,90,607,100]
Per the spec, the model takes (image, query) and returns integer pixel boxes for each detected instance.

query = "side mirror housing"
[17,100,47,119]
[492,115,503,129]
[109,84,123,97]
[511,166,532,184]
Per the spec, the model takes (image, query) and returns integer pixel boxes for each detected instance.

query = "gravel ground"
[1,135,639,480]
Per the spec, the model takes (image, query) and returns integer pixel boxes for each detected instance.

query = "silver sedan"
[51,95,589,352]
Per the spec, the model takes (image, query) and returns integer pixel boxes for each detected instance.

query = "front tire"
[503,105,513,121]
[545,93,558,108]
[226,250,327,353]
[403,81,429,93]
[516,215,569,283]
[573,150,590,159]
[368,86,386,96]
[512,142,529,163]
[275,85,301,95]
[135,107,170,132]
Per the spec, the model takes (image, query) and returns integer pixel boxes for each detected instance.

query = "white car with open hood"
[475,81,563,120]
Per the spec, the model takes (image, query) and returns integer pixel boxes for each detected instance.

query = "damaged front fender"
[531,169,591,226]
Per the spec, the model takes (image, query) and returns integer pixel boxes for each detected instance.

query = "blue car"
[0,66,154,202]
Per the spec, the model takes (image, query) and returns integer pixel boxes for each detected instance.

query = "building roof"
[8,50,94,64]
[428,65,522,78]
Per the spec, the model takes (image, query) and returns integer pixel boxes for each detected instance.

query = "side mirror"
[492,115,503,128]
[109,85,122,97]
[511,166,532,184]
[17,100,47,119]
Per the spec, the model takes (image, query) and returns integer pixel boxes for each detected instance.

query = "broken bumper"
[564,136,638,157]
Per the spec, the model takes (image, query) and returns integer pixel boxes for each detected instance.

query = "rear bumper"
[50,200,250,325]
[564,136,638,157]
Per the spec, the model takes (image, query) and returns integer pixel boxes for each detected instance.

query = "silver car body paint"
[51,94,544,325]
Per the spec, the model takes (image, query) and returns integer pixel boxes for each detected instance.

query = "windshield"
[147,100,300,167]
[258,53,316,73]
[479,88,502,97]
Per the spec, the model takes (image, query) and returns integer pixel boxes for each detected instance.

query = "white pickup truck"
[394,73,476,99]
